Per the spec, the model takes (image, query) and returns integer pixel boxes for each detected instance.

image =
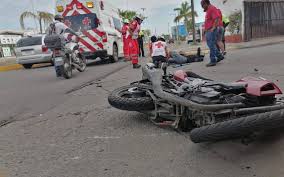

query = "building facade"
[0,31,23,58]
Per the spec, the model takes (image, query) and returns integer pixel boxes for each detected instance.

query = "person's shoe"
[206,63,216,67]
[133,64,141,69]
[217,55,225,63]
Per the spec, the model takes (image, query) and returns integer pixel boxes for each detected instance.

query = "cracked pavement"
[1,43,284,177]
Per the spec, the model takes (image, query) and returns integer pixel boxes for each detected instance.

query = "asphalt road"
[0,60,129,124]
[1,43,284,177]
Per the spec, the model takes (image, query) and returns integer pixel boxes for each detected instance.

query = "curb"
[235,40,284,50]
[0,64,23,72]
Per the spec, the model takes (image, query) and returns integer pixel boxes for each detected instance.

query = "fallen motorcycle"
[108,63,284,143]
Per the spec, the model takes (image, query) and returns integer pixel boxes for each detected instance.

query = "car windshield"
[16,36,42,47]
[64,13,98,32]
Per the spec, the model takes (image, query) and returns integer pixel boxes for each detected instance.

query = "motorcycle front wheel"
[108,85,154,111]
[77,56,87,72]
[63,56,72,79]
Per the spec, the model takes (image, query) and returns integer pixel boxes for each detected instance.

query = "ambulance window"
[113,17,122,30]
[64,13,98,32]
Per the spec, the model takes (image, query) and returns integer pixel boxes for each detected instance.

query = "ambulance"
[55,0,123,62]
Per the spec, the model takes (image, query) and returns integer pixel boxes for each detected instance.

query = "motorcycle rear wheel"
[190,109,284,143]
[108,85,154,111]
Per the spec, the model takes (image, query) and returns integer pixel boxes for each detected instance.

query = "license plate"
[22,50,34,56]
[54,57,64,66]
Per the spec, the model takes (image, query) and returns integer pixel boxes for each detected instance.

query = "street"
[1,43,284,177]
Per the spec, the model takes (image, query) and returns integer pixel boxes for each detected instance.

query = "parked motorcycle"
[108,63,284,143]
[44,34,86,79]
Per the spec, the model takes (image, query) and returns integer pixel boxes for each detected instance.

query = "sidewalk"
[0,57,23,72]
[0,57,16,66]
[169,35,284,54]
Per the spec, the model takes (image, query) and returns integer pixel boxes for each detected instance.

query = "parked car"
[15,35,53,69]
[187,32,201,44]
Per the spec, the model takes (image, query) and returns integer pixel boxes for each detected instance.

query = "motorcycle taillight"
[42,45,48,53]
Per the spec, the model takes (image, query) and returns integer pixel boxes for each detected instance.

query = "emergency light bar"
[56,5,64,12]
[86,2,94,8]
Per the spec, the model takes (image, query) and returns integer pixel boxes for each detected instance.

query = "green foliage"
[174,1,198,33]
[228,11,242,34]
[20,11,54,34]
[118,9,146,21]
[143,29,151,37]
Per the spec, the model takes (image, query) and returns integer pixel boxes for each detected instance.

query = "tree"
[118,9,146,21]
[20,11,54,34]
[228,11,242,34]
[174,2,198,34]
[118,9,137,21]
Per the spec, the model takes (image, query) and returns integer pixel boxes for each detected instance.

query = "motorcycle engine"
[181,78,245,105]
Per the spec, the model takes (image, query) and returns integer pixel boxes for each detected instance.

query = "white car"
[55,0,123,62]
[187,32,201,44]
[15,35,53,69]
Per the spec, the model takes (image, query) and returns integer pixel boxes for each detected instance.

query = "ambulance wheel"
[110,44,119,63]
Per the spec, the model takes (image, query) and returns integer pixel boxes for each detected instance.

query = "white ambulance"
[55,0,123,62]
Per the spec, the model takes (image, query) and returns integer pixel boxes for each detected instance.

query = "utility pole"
[176,11,179,41]
[191,0,196,44]
[168,22,170,36]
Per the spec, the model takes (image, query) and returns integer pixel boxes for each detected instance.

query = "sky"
[0,0,240,35]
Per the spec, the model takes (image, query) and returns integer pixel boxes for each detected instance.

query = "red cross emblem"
[155,42,163,48]
[82,17,91,26]
[64,20,72,27]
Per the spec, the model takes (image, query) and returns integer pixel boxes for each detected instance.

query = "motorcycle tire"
[55,65,63,77]
[190,109,284,143]
[63,57,72,79]
[108,85,154,111]
[77,56,87,72]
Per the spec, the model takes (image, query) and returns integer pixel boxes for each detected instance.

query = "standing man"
[128,16,143,69]
[138,30,145,57]
[121,19,130,61]
[222,15,230,54]
[216,9,225,56]
[201,0,224,67]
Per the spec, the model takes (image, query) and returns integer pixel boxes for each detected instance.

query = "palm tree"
[118,9,146,21]
[118,9,137,21]
[20,11,54,34]
[174,2,198,33]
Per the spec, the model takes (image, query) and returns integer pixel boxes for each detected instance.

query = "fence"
[244,0,284,41]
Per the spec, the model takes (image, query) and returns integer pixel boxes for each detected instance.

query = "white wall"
[0,35,22,45]
[210,0,243,16]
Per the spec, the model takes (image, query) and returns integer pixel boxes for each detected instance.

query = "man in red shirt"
[128,16,143,69]
[201,0,224,67]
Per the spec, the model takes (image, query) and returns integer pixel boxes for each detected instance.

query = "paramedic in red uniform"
[121,19,130,61]
[128,16,143,69]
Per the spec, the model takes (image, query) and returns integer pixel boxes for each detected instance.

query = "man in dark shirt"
[138,31,145,57]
